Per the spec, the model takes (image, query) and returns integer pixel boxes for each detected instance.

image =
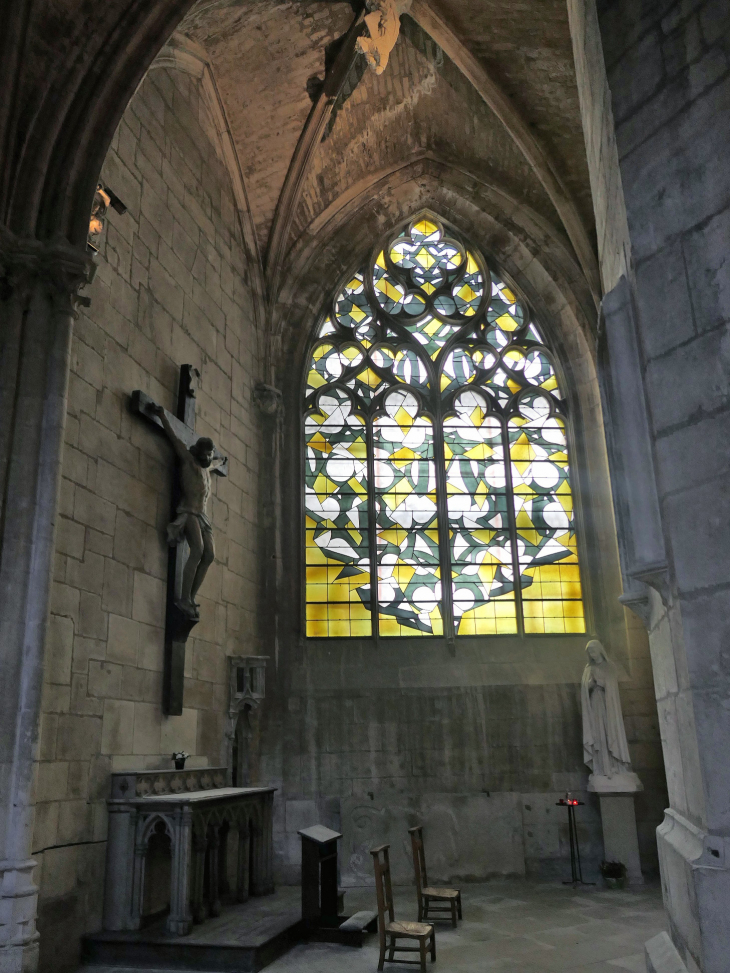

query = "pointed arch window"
[303,217,585,639]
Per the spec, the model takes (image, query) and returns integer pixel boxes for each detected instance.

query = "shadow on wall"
[273,791,605,887]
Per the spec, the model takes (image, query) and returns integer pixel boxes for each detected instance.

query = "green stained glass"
[374,390,442,636]
[488,272,524,331]
[305,391,371,637]
[303,215,584,637]
[444,390,517,634]
[306,342,365,397]
[509,393,583,633]
[406,316,464,360]
[440,346,477,396]
[370,345,430,388]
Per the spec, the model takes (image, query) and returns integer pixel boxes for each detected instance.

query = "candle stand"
[556,798,594,886]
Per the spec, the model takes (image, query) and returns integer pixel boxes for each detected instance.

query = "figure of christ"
[151,404,227,618]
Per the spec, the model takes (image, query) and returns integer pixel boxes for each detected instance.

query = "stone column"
[262,791,275,894]
[103,804,136,931]
[207,829,221,918]
[249,818,263,896]
[190,830,207,924]
[167,808,192,936]
[0,231,91,973]
[236,823,250,903]
[589,773,644,886]
[129,834,148,932]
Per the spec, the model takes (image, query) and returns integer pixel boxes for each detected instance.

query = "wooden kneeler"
[408,825,462,928]
[370,844,436,972]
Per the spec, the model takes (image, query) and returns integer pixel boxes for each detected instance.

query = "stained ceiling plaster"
[429,0,595,232]
[181,0,355,254]
[178,0,596,296]
[292,18,564,246]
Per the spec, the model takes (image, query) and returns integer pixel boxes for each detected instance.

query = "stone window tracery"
[303,216,585,638]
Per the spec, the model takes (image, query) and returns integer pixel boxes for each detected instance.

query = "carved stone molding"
[111,767,228,800]
[0,227,93,315]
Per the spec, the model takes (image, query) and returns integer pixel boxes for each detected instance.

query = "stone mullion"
[432,388,455,646]
[501,412,524,637]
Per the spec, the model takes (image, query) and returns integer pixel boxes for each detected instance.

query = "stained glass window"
[303,216,585,637]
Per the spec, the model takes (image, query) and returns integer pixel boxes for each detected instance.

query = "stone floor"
[79,879,666,973]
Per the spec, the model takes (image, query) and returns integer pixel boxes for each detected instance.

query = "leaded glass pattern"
[303,216,585,637]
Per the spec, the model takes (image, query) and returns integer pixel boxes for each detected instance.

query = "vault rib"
[409,0,600,302]
[265,9,365,305]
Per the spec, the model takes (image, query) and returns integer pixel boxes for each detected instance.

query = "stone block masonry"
[32,65,263,973]
[572,1,730,970]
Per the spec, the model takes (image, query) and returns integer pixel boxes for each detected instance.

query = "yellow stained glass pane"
[456,599,518,635]
[413,219,438,237]
[520,564,583,600]
[379,605,443,637]
[306,601,371,637]
[522,600,585,634]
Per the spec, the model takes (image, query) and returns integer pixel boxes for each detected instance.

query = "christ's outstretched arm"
[150,403,189,461]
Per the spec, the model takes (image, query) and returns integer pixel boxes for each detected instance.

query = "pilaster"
[0,228,92,973]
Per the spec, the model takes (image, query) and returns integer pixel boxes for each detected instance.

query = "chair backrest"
[370,844,395,929]
[408,825,428,896]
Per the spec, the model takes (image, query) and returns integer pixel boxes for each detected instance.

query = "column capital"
[0,226,93,316]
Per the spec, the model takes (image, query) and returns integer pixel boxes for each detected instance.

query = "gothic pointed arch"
[302,212,586,639]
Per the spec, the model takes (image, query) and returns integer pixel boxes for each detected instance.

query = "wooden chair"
[370,844,436,972]
[408,825,462,928]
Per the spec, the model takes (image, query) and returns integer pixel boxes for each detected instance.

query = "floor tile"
[77,879,665,973]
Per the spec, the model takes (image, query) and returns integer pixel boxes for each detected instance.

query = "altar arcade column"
[0,230,91,973]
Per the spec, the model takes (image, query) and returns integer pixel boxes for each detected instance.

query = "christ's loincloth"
[166,509,213,546]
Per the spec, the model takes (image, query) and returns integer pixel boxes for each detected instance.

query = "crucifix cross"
[131,365,228,715]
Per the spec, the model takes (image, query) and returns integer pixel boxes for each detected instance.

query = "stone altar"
[103,767,275,935]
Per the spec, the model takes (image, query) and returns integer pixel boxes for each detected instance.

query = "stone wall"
[264,181,666,888]
[31,65,263,972]
[571,2,730,970]
[262,639,664,887]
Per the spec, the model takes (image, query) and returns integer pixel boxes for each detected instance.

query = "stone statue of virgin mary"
[581,639,633,779]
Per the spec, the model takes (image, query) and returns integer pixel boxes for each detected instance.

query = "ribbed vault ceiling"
[178,0,596,297]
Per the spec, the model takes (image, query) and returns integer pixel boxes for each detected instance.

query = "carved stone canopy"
[228,655,269,720]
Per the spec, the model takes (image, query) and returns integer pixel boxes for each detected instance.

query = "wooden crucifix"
[131,366,228,715]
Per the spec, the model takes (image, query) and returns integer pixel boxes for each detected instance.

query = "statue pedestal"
[589,773,644,885]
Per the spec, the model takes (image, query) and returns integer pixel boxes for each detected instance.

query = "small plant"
[600,860,626,878]
[600,860,626,888]
[171,751,189,770]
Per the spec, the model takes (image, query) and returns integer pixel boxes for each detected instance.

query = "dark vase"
[174,757,186,770]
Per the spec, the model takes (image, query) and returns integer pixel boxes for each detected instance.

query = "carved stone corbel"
[618,586,651,628]
[631,562,671,608]
[253,384,283,417]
